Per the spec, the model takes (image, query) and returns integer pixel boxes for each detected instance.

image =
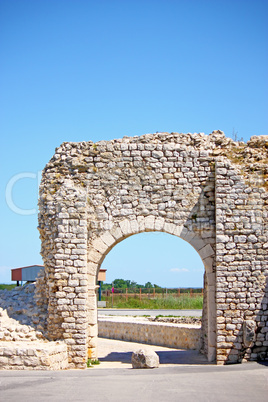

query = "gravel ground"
[98,314,201,326]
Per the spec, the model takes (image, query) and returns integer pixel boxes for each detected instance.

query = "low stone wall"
[0,305,68,370]
[0,341,68,370]
[98,317,201,350]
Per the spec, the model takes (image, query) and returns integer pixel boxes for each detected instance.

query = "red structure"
[11,265,44,286]
[11,265,107,286]
[11,267,22,282]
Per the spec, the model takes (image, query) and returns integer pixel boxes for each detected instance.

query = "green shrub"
[87,358,100,367]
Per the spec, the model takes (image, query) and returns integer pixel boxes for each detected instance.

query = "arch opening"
[87,227,216,364]
[100,232,204,289]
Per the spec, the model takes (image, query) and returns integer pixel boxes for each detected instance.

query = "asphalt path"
[1,362,267,402]
[98,308,202,317]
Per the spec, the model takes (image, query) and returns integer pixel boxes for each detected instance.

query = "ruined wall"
[37,131,268,368]
[215,158,268,363]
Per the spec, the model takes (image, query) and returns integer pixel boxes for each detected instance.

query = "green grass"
[0,284,16,291]
[105,295,203,309]
[87,358,100,368]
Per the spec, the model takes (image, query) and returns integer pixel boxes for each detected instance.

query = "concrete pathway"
[98,308,202,317]
[97,337,208,369]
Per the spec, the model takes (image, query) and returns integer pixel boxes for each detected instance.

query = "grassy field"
[0,284,203,310]
[103,294,203,309]
[0,284,16,291]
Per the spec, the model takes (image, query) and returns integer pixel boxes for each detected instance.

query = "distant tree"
[113,279,128,289]
[110,279,138,289]
[101,282,112,290]
[129,280,138,289]
[102,278,162,290]
[145,281,153,288]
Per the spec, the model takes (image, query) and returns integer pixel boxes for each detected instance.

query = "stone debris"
[0,304,68,370]
[148,316,202,325]
[0,307,45,342]
[0,280,47,334]
[1,284,38,324]
[132,348,160,368]
[0,285,69,370]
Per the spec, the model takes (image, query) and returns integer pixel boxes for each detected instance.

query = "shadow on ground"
[97,337,213,368]
[99,348,210,366]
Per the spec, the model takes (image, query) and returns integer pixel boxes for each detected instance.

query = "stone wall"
[215,159,268,363]
[98,317,201,350]
[37,131,268,368]
[0,305,68,370]
[0,341,68,370]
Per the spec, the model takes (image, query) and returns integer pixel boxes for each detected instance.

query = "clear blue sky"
[1,0,267,286]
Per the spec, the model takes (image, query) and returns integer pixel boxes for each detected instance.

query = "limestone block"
[234,235,247,243]
[137,216,145,232]
[152,150,163,159]
[74,299,87,305]
[119,219,132,235]
[203,257,214,272]
[217,235,229,243]
[100,231,115,247]
[144,215,155,231]
[131,349,159,369]
[87,262,98,275]
[92,238,107,253]
[87,248,101,264]
[74,259,86,267]
[154,217,165,231]
[199,244,214,259]
[130,219,139,233]
[243,320,256,347]
[172,225,183,237]
[190,236,206,251]
[109,225,123,240]
[0,355,9,365]
[163,222,175,235]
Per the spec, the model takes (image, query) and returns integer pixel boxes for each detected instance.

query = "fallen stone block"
[131,348,159,369]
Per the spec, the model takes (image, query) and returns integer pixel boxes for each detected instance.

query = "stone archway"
[91,222,216,362]
[38,131,268,368]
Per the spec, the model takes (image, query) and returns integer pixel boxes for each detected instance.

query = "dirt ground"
[96,337,209,369]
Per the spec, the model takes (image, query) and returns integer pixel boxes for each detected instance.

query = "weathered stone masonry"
[37,131,268,368]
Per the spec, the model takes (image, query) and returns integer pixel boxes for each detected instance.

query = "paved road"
[98,308,202,317]
[1,362,267,402]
